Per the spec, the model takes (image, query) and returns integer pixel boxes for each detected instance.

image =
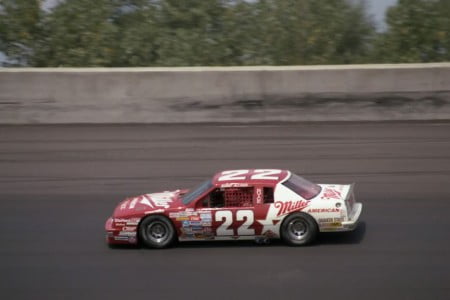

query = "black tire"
[138,215,176,249]
[280,212,318,246]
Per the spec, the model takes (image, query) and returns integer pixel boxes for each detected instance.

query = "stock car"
[105,169,362,248]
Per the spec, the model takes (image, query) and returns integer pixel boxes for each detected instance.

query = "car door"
[189,185,255,240]
[201,186,256,239]
[252,185,279,237]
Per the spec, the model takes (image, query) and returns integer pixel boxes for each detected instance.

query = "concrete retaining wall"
[0,63,449,123]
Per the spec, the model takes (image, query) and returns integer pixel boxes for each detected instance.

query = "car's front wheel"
[139,215,176,249]
[280,212,318,246]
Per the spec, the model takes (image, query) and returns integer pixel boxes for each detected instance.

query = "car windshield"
[282,173,321,200]
[182,179,213,205]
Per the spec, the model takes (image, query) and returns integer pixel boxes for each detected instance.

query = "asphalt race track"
[1,122,449,300]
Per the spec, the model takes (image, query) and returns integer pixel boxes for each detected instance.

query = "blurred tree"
[0,0,410,67]
[32,0,118,66]
[0,0,43,66]
[110,0,160,66]
[250,0,375,65]
[151,0,234,66]
[372,0,449,62]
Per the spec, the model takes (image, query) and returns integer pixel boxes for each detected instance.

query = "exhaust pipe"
[255,237,271,245]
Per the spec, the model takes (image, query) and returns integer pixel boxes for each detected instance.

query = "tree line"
[0,0,448,67]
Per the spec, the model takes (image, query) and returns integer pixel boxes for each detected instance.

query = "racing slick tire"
[280,212,318,246]
[139,215,176,249]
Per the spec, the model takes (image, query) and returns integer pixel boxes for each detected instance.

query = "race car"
[105,169,362,248]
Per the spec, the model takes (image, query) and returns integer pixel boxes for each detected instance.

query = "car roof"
[212,169,290,186]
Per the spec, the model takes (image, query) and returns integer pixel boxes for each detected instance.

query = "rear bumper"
[341,202,363,231]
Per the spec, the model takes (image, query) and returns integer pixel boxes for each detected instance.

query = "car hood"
[317,184,353,201]
[113,190,184,217]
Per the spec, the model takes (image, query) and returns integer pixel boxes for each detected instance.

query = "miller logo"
[274,200,309,216]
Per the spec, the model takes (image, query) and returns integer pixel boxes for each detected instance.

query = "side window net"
[224,187,253,207]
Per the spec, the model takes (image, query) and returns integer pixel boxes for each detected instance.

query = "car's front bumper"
[105,217,139,245]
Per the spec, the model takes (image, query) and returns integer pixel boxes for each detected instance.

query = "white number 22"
[217,169,282,181]
[215,210,255,236]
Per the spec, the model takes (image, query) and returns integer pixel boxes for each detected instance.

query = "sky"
[43,0,398,28]
[367,0,398,30]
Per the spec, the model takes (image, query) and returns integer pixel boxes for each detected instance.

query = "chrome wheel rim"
[288,219,308,241]
[146,221,169,244]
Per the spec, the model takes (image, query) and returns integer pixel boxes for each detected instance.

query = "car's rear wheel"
[139,215,176,249]
[280,212,318,246]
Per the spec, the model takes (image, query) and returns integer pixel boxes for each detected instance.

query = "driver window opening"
[210,188,225,208]
[202,187,254,208]
[263,187,274,203]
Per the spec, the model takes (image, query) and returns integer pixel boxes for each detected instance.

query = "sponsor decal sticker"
[319,217,344,228]
[127,218,140,225]
[190,221,202,226]
[318,218,333,223]
[256,187,263,204]
[200,213,212,220]
[119,231,137,237]
[274,200,309,216]
[114,218,140,226]
[320,222,342,228]
[307,208,340,213]
[321,188,342,200]
[122,226,137,232]
[170,211,198,219]
[220,182,250,188]
[181,227,193,234]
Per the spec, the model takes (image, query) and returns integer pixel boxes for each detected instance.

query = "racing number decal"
[215,211,233,235]
[217,170,248,181]
[217,169,282,181]
[251,169,282,180]
[215,210,255,236]
[236,210,254,235]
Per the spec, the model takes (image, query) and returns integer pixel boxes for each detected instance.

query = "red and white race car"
[105,169,362,248]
